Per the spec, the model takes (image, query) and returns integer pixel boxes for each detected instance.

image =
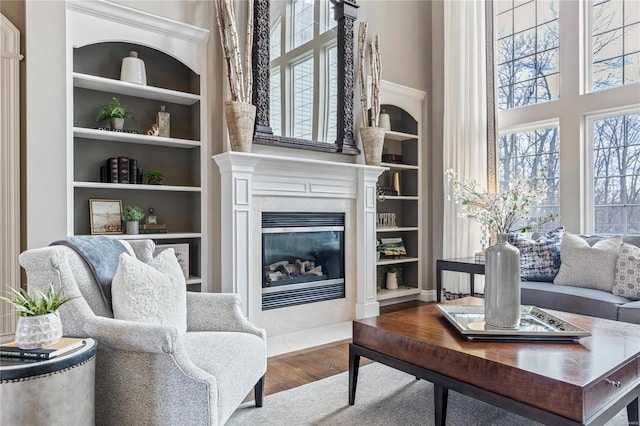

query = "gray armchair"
[19,239,266,426]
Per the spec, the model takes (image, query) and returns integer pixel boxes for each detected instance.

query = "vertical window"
[271,17,282,61]
[495,0,559,110]
[292,0,314,49]
[591,0,640,91]
[270,66,282,136]
[324,0,336,32]
[592,113,640,234]
[325,44,338,142]
[499,126,561,232]
[292,56,314,139]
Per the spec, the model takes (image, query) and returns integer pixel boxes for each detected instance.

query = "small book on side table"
[0,337,85,360]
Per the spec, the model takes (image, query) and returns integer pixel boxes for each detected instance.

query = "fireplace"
[214,151,385,337]
[262,212,345,310]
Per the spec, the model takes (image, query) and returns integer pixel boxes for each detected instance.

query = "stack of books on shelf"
[0,337,85,360]
[140,223,169,234]
[100,157,142,184]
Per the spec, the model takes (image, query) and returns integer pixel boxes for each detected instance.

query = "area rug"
[228,362,629,425]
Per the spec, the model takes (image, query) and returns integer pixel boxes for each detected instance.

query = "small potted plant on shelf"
[96,97,135,131]
[121,205,145,234]
[1,283,75,349]
[145,169,164,185]
[385,266,399,290]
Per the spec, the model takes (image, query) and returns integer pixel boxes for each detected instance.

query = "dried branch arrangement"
[215,0,253,103]
[357,22,382,127]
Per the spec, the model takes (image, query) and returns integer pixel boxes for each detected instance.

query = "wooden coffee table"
[349,298,640,425]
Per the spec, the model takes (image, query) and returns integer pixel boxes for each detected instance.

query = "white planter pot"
[386,272,398,290]
[15,312,63,349]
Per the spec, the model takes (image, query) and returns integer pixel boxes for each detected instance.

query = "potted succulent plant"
[1,283,75,349]
[145,169,164,185]
[96,97,135,131]
[121,205,145,234]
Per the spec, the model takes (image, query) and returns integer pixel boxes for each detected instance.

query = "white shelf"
[111,233,202,240]
[74,182,201,192]
[383,195,419,201]
[376,227,419,233]
[186,276,202,285]
[380,162,419,170]
[74,127,200,148]
[377,286,421,301]
[384,130,418,141]
[73,72,200,105]
[376,257,419,266]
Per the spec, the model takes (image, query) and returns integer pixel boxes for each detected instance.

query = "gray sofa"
[520,235,640,325]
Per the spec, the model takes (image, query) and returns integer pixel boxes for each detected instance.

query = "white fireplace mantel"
[213,152,385,327]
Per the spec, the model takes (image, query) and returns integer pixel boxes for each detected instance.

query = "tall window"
[496,0,559,110]
[292,56,314,139]
[590,0,640,90]
[494,0,640,235]
[591,112,640,234]
[270,0,337,142]
[499,127,561,231]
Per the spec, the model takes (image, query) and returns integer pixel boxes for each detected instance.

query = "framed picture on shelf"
[154,243,189,279]
[379,237,407,257]
[89,199,123,235]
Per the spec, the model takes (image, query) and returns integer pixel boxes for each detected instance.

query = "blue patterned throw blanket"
[50,236,129,309]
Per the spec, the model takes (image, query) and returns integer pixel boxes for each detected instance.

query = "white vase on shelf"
[378,109,391,131]
[120,51,147,85]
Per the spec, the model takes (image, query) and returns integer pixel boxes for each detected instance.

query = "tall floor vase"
[224,100,256,153]
[359,127,386,166]
[484,233,521,328]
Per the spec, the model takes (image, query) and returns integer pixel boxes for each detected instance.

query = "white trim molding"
[1,13,23,340]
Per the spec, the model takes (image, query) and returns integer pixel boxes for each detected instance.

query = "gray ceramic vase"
[484,233,521,328]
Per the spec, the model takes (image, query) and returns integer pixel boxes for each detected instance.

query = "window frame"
[493,0,640,234]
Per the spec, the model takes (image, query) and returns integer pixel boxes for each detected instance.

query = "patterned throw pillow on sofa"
[612,243,640,300]
[508,227,564,282]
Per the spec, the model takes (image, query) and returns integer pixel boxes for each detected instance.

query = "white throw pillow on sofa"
[612,243,640,300]
[553,233,622,292]
[112,249,187,334]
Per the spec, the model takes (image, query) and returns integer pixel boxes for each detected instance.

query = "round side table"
[0,338,97,426]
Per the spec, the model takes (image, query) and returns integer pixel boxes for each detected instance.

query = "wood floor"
[249,300,430,400]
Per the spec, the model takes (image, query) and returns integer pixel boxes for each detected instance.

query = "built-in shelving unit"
[66,1,210,291]
[375,81,426,303]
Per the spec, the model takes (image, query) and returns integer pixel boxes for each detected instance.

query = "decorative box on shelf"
[382,153,404,164]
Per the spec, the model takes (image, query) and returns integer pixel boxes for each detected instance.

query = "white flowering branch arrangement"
[445,169,557,234]
[215,0,253,103]
[357,22,381,127]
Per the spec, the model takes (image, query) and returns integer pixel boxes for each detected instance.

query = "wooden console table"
[436,257,485,302]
